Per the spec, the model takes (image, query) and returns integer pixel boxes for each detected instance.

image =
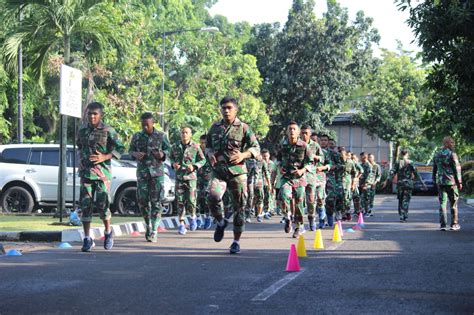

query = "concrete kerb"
[1,215,191,243]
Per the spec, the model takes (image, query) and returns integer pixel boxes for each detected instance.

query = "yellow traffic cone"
[332,224,342,242]
[313,229,324,250]
[296,235,307,257]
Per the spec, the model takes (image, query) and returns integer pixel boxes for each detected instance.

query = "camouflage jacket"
[205,118,260,176]
[77,122,125,181]
[129,128,170,179]
[327,148,344,182]
[353,161,364,186]
[247,158,269,187]
[360,161,375,187]
[305,139,324,185]
[197,155,213,185]
[433,148,462,186]
[170,140,206,181]
[279,138,312,183]
[372,163,382,183]
[390,158,420,189]
[263,159,276,188]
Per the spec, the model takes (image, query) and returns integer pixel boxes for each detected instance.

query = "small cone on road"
[296,235,307,257]
[285,244,301,272]
[57,242,72,249]
[346,228,355,233]
[352,225,362,230]
[357,213,365,227]
[6,249,22,256]
[337,220,344,237]
[130,231,141,236]
[313,229,324,250]
[332,224,342,243]
[157,226,167,233]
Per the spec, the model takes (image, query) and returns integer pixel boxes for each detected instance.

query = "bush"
[461,161,474,195]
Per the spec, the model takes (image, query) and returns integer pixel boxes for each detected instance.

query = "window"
[41,150,59,166]
[0,148,30,164]
[67,149,79,168]
[29,150,41,165]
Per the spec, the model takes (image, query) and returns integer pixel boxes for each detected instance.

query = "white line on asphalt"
[251,268,305,302]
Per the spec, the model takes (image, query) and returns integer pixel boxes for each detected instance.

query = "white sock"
[232,240,239,245]
[217,219,225,227]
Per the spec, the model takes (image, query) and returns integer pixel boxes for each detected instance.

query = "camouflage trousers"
[397,186,412,220]
[246,181,263,217]
[137,176,164,232]
[176,179,197,221]
[305,182,326,219]
[438,185,459,227]
[352,187,361,214]
[368,186,376,209]
[360,185,371,213]
[208,173,247,233]
[197,179,210,216]
[263,185,275,212]
[279,178,305,225]
[80,178,111,223]
[326,183,344,221]
[342,183,353,213]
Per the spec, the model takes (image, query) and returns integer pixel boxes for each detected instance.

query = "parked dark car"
[414,171,438,195]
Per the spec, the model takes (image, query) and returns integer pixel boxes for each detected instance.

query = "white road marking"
[251,268,305,302]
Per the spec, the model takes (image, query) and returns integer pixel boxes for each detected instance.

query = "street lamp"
[159,26,219,129]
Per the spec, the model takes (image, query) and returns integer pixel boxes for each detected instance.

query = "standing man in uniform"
[129,112,170,243]
[325,136,344,227]
[385,149,426,222]
[245,158,257,222]
[171,126,206,235]
[359,152,375,217]
[197,134,213,229]
[300,125,324,231]
[351,153,364,217]
[262,149,275,218]
[78,102,125,252]
[279,121,312,238]
[433,137,463,231]
[206,96,260,254]
[317,133,331,228]
[340,147,357,221]
[368,153,382,215]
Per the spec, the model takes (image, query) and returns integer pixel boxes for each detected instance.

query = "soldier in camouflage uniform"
[77,102,125,252]
[386,149,425,222]
[339,148,357,221]
[245,158,257,222]
[300,125,324,231]
[129,112,170,243]
[279,121,312,238]
[171,126,206,235]
[433,137,463,231]
[248,157,269,222]
[317,133,331,228]
[368,153,382,214]
[197,134,213,229]
[262,149,276,218]
[205,96,260,254]
[324,136,344,226]
[351,153,364,216]
[359,152,375,217]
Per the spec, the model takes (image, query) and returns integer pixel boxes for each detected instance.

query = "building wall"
[326,124,392,163]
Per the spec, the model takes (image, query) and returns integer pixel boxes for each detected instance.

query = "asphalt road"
[1,195,473,314]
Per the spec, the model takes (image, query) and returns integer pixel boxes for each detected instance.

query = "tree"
[397,0,474,144]
[245,0,379,143]
[354,49,428,164]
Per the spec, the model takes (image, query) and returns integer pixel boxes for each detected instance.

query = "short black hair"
[319,134,329,139]
[140,112,154,120]
[261,148,270,154]
[86,102,104,113]
[360,151,366,156]
[311,132,318,137]
[338,146,346,152]
[181,125,193,132]
[288,120,299,127]
[200,134,207,140]
[401,149,409,156]
[301,124,312,131]
[220,96,238,108]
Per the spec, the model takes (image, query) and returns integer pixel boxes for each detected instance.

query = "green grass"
[0,215,142,232]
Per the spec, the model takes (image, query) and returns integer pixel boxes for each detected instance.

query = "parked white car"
[0,144,175,215]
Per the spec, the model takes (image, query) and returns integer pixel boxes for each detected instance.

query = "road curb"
[0,216,193,242]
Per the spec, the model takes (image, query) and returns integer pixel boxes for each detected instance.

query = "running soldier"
[351,153,364,216]
[325,135,344,226]
[129,112,170,243]
[78,102,125,252]
[340,147,357,221]
[279,121,312,238]
[359,152,375,217]
[300,125,324,231]
[433,137,463,231]
[197,134,213,229]
[245,158,257,222]
[170,126,206,235]
[206,96,260,254]
[262,149,276,218]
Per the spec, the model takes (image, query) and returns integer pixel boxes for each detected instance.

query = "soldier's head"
[287,121,300,143]
[443,136,455,150]
[180,126,193,144]
[352,153,359,162]
[86,102,104,127]
[338,146,347,161]
[219,96,238,124]
[328,139,336,150]
[319,134,329,148]
[300,125,312,143]
[140,112,155,135]
[368,153,375,163]
[199,134,207,151]
[262,148,270,161]
[311,132,318,143]
[400,149,409,159]
[360,152,368,162]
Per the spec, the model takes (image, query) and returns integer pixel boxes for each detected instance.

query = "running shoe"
[214,220,228,242]
[190,218,198,231]
[104,231,114,250]
[178,223,187,235]
[229,242,240,254]
[81,237,94,252]
[450,224,461,231]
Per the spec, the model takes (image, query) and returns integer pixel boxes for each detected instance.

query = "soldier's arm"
[243,126,260,160]
[205,131,215,160]
[128,134,140,160]
[107,127,125,160]
[314,144,324,163]
[451,152,463,187]
[193,145,206,170]
[161,134,171,161]
[413,165,426,187]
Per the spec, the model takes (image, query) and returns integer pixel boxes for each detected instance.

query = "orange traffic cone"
[332,224,342,242]
[296,235,307,257]
[286,244,301,272]
[313,229,324,250]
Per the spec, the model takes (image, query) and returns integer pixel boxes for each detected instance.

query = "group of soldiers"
[75,97,464,254]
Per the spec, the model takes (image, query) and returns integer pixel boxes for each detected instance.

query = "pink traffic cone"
[357,213,365,227]
[130,231,141,236]
[285,244,301,272]
[337,220,344,237]
[352,225,362,230]
[157,226,167,233]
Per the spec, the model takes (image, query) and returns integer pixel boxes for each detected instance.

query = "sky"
[208,0,420,54]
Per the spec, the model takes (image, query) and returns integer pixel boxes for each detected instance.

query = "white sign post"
[58,64,82,222]
[60,64,82,118]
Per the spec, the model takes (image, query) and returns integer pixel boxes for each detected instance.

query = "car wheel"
[161,202,173,216]
[1,186,34,213]
[115,186,139,215]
